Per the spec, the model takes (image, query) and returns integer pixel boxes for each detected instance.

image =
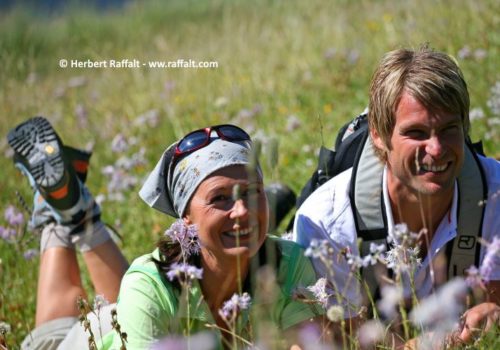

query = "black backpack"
[294,111,488,280]
[296,111,370,209]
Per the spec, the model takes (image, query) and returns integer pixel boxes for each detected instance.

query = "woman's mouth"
[223,226,253,238]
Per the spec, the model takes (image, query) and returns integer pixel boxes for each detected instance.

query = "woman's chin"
[220,239,262,258]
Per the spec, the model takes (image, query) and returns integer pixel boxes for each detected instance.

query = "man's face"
[372,92,465,198]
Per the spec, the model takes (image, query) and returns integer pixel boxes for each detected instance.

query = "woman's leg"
[8,116,129,324]
[83,237,129,302]
[35,225,85,326]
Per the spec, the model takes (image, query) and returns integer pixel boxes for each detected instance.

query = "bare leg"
[83,239,128,302]
[35,247,85,326]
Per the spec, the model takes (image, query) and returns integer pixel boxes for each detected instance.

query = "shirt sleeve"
[479,161,500,281]
[292,175,363,318]
[110,270,176,349]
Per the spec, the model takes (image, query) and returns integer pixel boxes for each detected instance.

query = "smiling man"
[293,46,500,345]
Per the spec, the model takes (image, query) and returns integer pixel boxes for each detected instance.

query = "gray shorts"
[21,304,115,350]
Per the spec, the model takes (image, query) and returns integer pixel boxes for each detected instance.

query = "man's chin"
[414,180,455,197]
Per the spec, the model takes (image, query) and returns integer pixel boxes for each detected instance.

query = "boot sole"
[8,116,65,189]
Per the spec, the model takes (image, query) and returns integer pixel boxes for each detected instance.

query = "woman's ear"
[183,215,192,225]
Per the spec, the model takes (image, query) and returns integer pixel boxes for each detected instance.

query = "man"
[293,46,500,345]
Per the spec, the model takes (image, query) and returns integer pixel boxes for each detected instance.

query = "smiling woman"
[99,124,325,349]
[10,118,324,350]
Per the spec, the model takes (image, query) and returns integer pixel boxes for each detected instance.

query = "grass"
[0,0,499,347]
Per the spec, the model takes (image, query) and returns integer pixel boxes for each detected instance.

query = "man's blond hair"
[368,45,470,160]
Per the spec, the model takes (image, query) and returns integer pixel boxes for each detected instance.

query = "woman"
[11,118,323,349]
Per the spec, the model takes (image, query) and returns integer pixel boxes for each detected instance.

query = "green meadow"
[0,0,499,347]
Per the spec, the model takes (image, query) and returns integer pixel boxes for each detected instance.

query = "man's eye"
[405,130,427,139]
[443,125,460,134]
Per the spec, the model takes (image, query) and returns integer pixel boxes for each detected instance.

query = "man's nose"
[425,135,445,158]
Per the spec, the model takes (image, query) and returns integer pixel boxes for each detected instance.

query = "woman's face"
[184,165,268,264]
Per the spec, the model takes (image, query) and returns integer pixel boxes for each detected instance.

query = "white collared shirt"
[293,155,500,316]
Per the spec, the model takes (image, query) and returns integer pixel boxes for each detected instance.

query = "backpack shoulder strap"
[349,133,387,240]
[448,143,488,277]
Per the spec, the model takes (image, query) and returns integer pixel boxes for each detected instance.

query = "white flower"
[357,320,385,348]
[377,285,403,318]
[0,321,11,334]
[469,107,485,122]
[346,252,368,268]
[93,294,110,312]
[326,305,344,322]
[304,239,331,259]
[410,278,467,332]
[307,278,330,308]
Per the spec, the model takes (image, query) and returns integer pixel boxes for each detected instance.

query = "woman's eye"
[211,195,229,203]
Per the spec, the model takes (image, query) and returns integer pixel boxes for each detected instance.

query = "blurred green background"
[0,0,499,346]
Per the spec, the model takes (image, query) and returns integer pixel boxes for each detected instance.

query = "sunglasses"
[174,124,251,157]
[167,124,251,179]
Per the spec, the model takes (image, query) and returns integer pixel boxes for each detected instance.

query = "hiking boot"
[8,116,100,235]
[8,116,65,190]
[8,116,82,210]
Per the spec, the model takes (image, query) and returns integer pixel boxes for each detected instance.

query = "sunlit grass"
[0,0,499,346]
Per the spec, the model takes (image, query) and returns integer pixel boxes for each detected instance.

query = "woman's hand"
[458,302,500,343]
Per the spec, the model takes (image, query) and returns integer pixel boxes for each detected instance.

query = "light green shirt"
[100,236,323,349]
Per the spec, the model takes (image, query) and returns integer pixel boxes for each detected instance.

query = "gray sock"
[71,220,111,253]
[39,223,74,253]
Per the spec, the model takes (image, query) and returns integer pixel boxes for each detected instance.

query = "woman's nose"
[230,199,249,219]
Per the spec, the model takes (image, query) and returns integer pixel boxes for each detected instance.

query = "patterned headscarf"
[139,138,260,218]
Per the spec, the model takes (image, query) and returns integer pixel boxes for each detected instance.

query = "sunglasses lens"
[218,125,250,141]
[177,131,208,153]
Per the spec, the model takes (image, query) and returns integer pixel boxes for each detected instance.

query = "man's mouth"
[419,162,450,173]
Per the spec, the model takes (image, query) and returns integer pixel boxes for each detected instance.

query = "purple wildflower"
[134,109,159,128]
[23,249,39,260]
[166,263,203,283]
[346,49,360,65]
[75,104,88,128]
[474,48,487,61]
[357,320,385,348]
[297,323,330,350]
[4,205,24,226]
[487,81,500,116]
[346,252,368,269]
[111,134,129,153]
[93,294,110,312]
[479,236,500,282]
[410,278,467,332]
[307,278,329,308]
[388,223,419,246]
[218,292,251,321]
[384,223,421,273]
[0,226,17,241]
[377,285,403,318]
[465,265,484,289]
[286,115,302,132]
[457,46,472,59]
[151,331,216,350]
[67,76,87,88]
[165,219,201,257]
[304,239,331,259]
